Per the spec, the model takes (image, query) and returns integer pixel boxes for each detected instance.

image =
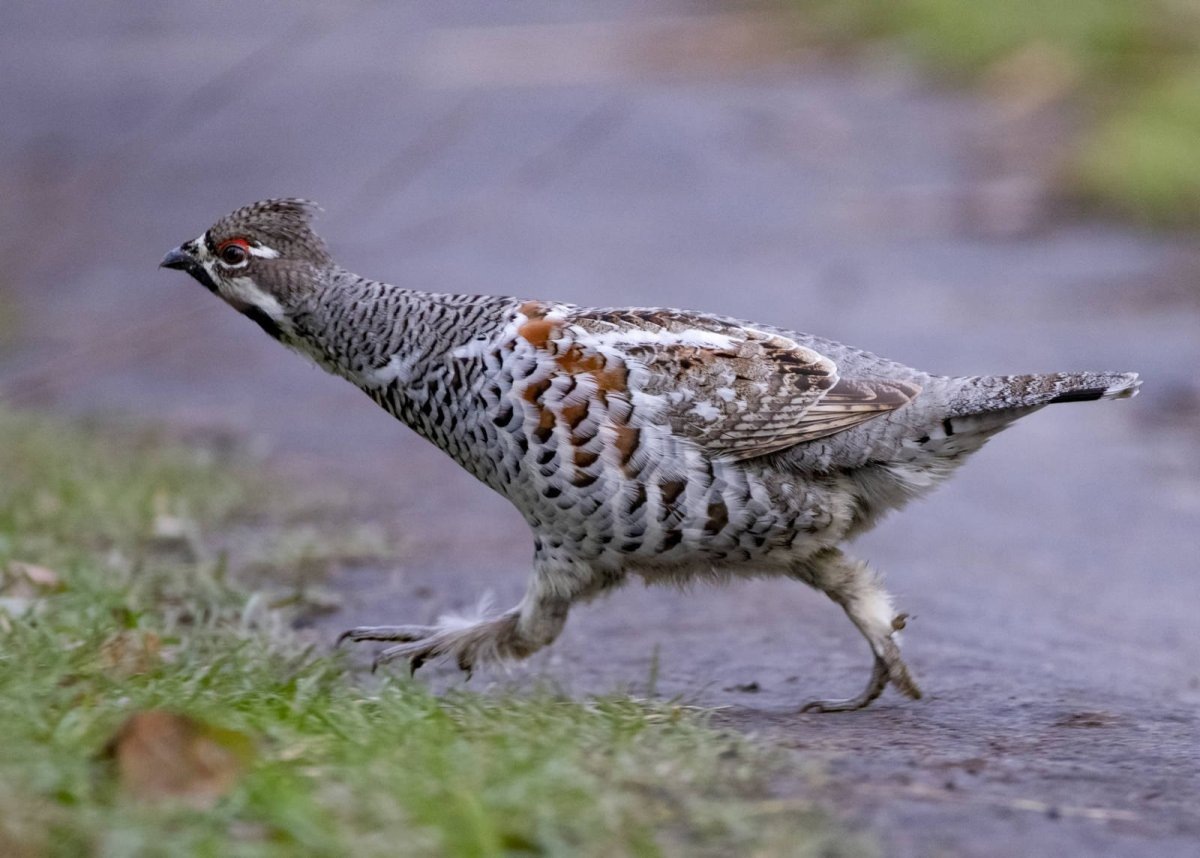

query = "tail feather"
[895,371,1140,471]
[950,371,1140,416]
[1076,372,1141,401]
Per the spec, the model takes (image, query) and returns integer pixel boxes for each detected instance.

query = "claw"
[409,654,426,675]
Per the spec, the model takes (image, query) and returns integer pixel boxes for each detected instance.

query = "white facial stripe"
[198,257,221,283]
[225,277,285,319]
[248,244,280,259]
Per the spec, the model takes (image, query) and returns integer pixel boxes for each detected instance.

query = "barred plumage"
[161,199,1141,712]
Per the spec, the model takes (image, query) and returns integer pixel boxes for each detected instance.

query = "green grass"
[797,0,1200,226]
[0,409,867,858]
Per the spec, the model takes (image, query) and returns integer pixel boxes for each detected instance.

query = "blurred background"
[1,1,1197,854]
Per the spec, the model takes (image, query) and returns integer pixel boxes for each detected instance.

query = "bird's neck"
[287,270,517,458]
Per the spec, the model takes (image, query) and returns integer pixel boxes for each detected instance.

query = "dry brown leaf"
[104,710,254,808]
[98,631,163,678]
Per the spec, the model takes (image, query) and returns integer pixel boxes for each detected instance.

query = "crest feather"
[210,198,329,264]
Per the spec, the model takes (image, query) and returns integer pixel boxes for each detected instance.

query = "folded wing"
[568,308,921,461]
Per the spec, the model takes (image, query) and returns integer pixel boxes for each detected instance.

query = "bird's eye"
[219,242,249,266]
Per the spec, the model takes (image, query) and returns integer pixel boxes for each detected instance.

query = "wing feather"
[558,308,920,462]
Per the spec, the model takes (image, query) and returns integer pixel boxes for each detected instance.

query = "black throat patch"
[240,305,285,342]
[185,265,220,296]
[183,266,284,342]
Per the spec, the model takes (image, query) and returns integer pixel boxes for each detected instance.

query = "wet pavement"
[2,2,1199,856]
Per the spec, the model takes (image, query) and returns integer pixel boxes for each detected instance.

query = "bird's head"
[160,198,331,339]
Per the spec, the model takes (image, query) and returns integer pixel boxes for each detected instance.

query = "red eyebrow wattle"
[216,237,251,252]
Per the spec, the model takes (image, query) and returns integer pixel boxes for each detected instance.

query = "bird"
[161,198,1140,712]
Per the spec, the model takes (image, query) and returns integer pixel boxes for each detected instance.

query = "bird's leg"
[793,549,922,713]
[338,570,575,676]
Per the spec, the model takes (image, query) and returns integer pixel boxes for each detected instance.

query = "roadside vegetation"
[801,0,1200,225]
[0,408,868,857]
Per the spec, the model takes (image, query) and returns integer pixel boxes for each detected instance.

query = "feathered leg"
[337,560,580,675]
[793,548,921,712]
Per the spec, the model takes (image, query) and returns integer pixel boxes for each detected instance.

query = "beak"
[159,245,195,270]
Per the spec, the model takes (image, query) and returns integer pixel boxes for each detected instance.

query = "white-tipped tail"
[1101,372,1141,400]
[1042,371,1142,405]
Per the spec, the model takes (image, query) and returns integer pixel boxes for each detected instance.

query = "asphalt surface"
[2,2,1198,856]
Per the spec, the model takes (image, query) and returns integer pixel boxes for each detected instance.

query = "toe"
[337,625,436,645]
[800,656,891,713]
[800,697,868,714]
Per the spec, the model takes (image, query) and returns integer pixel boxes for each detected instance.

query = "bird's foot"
[800,657,889,713]
[337,612,520,677]
[800,638,921,714]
